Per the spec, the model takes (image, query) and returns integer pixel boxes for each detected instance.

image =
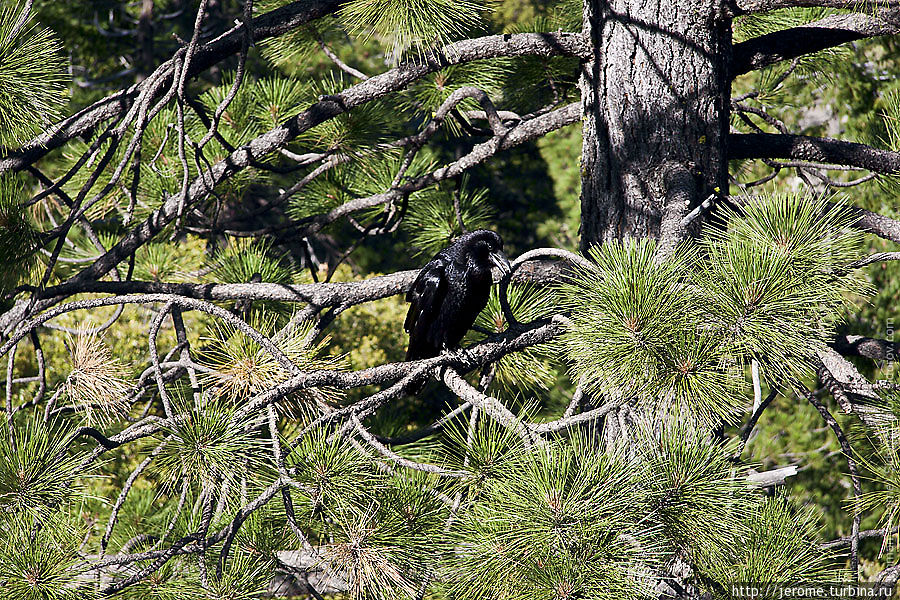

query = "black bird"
[405,230,511,361]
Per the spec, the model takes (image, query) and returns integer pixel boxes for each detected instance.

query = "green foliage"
[199,551,274,600]
[635,420,748,559]
[446,431,652,600]
[154,396,267,488]
[876,88,900,197]
[697,195,866,382]
[133,242,196,283]
[443,423,840,599]
[301,73,395,152]
[233,507,292,563]
[442,412,526,497]
[711,193,867,313]
[285,163,355,221]
[560,239,744,427]
[560,239,697,393]
[196,76,260,147]
[0,3,68,148]
[0,174,40,293]
[468,283,557,396]
[252,76,309,131]
[321,492,440,600]
[206,238,294,285]
[286,424,376,516]
[116,559,183,600]
[700,495,836,593]
[0,511,96,600]
[339,0,484,59]
[257,22,320,72]
[733,8,851,105]
[3,0,899,593]
[403,177,494,257]
[498,18,579,112]
[560,194,867,427]
[0,418,84,517]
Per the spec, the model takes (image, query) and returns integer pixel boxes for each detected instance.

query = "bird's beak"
[490,251,512,277]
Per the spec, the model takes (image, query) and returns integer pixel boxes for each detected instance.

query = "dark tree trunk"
[136,0,154,82]
[578,0,732,252]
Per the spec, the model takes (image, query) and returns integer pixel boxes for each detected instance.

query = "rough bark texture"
[732,8,900,74]
[579,0,731,249]
[730,132,900,174]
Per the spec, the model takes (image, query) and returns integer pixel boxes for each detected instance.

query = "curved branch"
[732,9,900,75]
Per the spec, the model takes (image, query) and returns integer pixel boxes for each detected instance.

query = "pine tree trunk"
[578,0,732,252]
[136,0,154,82]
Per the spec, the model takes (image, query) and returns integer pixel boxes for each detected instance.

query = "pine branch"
[735,0,900,14]
[849,204,900,243]
[732,9,900,75]
[5,101,579,338]
[0,0,345,174]
[729,132,900,174]
[832,335,900,362]
[30,260,561,308]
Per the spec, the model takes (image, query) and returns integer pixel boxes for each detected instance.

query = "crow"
[405,230,511,361]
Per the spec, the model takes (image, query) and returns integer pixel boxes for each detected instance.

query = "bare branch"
[849,204,900,244]
[312,25,369,80]
[0,0,345,174]
[730,132,900,175]
[9,101,580,334]
[846,251,900,269]
[735,0,900,14]
[732,9,900,75]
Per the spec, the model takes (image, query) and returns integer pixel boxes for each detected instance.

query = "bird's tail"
[405,338,438,362]
[405,342,438,394]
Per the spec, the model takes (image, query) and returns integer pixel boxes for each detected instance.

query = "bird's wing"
[405,256,448,360]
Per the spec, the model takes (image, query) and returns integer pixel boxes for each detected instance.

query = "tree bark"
[136,0,154,81]
[578,0,732,249]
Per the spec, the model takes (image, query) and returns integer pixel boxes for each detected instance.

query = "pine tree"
[1,0,900,598]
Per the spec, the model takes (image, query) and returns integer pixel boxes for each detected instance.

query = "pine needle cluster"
[0,175,40,293]
[339,0,485,60]
[62,330,132,425]
[403,177,495,257]
[0,419,85,517]
[0,3,68,148]
[559,193,867,428]
[441,423,835,599]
